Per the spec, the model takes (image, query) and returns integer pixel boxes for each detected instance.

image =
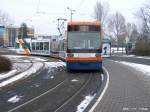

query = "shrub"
[0,56,12,72]
[133,40,150,56]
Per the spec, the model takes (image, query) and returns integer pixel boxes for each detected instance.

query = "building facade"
[3,26,34,47]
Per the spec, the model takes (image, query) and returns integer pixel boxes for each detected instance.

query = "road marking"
[8,80,66,112]
[89,67,110,112]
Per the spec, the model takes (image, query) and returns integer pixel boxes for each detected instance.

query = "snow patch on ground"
[34,83,40,87]
[0,62,43,88]
[45,62,65,74]
[71,79,78,82]
[50,75,54,79]
[8,95,23,103]
[101,74,104,81]
[30,57,47,62]
[13,63,32,72]
[45,62,66,69]
[0,69,17,80]
[76,94,95,112]
[135,56,150,60]
[114,61,150,76]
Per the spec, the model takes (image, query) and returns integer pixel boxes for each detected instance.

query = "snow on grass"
[114,61,150,76]
[0,69,17,80]
[8,95,23,103]
[71,79,78,82]
[0,63,32,81]
[2,55,47,62]
[2,55,27,58]
[0,62,43,88]
[76,94,95,112]
[30,57,47,62]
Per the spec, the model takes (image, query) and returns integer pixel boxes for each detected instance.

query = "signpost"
[102,38,111,57]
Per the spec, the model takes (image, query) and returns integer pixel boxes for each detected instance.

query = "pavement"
[93,59,150,112]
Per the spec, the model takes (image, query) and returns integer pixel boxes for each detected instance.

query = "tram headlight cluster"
[67,53,74,57]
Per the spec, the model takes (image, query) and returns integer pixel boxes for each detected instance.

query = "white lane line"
[89,67,110,112]
[8,80,66,112]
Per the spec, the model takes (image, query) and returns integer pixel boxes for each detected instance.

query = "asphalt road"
[93,56,150,112]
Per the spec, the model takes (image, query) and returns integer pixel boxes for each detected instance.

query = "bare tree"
[126,23,132,39]
[0,10,13,26]
[135,0,150,41]
[108,12,126,48]
[93,1,109,29]
[126,23,139,43]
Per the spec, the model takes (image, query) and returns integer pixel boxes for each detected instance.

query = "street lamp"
[67,7,75,22]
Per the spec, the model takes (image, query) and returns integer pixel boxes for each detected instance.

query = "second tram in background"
[65,21,103,71]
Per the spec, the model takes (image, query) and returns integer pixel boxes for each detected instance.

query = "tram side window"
[32,42,36,50]
[40,42,43,50]
[44,42,49,50]
[36,42,40,50]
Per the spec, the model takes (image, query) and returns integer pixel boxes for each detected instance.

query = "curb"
[88,67,110,112]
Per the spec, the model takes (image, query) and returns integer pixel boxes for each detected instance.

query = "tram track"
[7,79,67,112]
[54,73,92,112]
[0,56,105,112]
[0,66,67,112]
[6,72,93,112]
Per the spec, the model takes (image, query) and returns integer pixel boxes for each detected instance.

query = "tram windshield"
[68,32,101,50]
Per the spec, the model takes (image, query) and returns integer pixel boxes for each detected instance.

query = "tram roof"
[67,21,101,26]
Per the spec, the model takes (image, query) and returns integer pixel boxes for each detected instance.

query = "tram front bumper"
[66,61,102,70]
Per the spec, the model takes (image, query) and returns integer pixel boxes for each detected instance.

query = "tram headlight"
[67,53,74,57]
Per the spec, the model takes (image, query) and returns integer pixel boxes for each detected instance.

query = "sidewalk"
[93,60,150,112]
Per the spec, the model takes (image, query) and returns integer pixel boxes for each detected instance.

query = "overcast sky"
[0,0,145,35]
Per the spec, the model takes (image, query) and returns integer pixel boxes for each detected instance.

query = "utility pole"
[57,18,67,37]
[67,7,75,22]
